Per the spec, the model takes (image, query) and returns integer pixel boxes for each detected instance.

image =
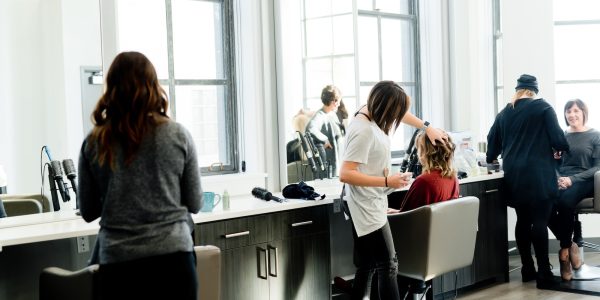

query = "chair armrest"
[594,171,600,212]
[39,265,98,300]
[195,245,221,300]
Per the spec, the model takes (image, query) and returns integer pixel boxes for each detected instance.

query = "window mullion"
[165,0,177,119]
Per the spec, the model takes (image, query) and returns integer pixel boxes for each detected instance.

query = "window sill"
[201,172,268,196]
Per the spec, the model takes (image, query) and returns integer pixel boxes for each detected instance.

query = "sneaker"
[521,264,537,282]
[569,242,583,270]
[558,249,572,281]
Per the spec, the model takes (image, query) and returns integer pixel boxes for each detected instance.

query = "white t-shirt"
[343,117,392,237]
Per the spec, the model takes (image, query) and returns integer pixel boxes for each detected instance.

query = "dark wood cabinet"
[196,205,331,300]
[431,178,508,298]
[221,243,270,300]
[269,205,331,300]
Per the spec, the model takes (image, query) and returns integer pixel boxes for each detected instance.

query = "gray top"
[78,121,202,264]
[560,128,600,183]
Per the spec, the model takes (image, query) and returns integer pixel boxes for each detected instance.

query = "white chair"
[0,194,50,216]
[195,245,222,300]
[39,246,221,300]
[388,196,480,299]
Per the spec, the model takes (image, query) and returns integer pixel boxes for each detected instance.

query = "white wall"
[501,0,557,242]
[0,0,101,194]
[1,0,54,194]
[500,0,600,240]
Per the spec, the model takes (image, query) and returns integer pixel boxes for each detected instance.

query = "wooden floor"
[460,252,600,299]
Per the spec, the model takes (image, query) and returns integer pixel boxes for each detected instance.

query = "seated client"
[398,132,459,212]
[548,98,600,281]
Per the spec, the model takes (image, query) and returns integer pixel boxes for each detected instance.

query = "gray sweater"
[560,128,600,183]
[78,121,202,264]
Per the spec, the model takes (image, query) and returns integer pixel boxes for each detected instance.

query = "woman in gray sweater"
[78,51,202,299]
[549,99,600,281]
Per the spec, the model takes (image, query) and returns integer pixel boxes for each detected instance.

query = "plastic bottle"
[222,189,230,210]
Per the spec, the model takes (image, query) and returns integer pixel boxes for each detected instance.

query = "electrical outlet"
[77,236,90,253]
[333,197,341,213]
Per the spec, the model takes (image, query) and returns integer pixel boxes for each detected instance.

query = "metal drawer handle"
[291,221,313,227]
[224,231,250,238]
[258,247,268,280]
[268,245,278,277]
[485,189,499,194]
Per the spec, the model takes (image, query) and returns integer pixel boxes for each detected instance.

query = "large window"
[300,0,419,151]
[112,0,237,174]
[553,0,600,130]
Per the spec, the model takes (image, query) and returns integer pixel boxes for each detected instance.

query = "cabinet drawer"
[196,215,269,250]
[270,206,329,240]
[482,179,502,195]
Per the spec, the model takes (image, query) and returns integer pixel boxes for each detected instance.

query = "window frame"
[299,0,421,151]
[161,0,239,175]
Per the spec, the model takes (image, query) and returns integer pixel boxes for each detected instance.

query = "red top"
[400,169,460,212]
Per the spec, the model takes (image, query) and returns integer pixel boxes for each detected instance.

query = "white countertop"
[0,172,503,251]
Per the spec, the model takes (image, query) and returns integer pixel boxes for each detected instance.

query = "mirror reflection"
[277,0,419,185]
[0,0,102,217]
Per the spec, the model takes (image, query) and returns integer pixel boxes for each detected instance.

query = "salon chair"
[39,245,221,300]
[0,194,50,216]
[388,196,479,300]
[195,245,222,300]
[568,170,600,280]
[39,264,99,300]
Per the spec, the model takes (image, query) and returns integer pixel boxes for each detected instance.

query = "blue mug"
[201,192,222,212]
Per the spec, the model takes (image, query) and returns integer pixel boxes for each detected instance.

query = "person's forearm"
[340,169,385,188]
[401,112,424,129]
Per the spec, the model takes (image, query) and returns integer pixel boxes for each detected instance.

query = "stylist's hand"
[426,127,449,145]
[554,150,562,160]
[324,141,333,149]
[558,176,572,190]
[386,172,411,189]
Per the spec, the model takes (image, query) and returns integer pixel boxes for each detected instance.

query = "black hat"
[515,74,539,94]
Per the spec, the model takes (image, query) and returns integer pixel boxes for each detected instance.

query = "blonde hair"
[511,89,536,106]
[416,132,457,178]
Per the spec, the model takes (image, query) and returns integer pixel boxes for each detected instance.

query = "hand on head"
[425,127,449,145]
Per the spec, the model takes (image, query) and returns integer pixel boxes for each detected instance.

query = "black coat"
[487,98,569,207]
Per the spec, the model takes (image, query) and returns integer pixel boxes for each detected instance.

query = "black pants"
[343,201,399,300]
[548,180,594,249]
[514,198,554,272]
[98,251,197,300]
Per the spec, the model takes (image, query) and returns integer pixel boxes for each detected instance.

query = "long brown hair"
[416,132,456,178]
[90,51,169,168]
[367,81,410,135]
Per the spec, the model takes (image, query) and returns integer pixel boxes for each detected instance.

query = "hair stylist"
[486,74,569,289]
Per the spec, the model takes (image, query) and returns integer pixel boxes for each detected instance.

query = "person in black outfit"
[486,74,569,289]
